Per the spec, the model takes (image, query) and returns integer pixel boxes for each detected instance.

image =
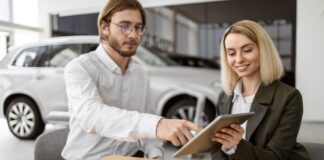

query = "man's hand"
[211,123,244,150]
[156,118,202,146]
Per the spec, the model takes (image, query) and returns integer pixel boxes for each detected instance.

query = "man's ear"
[101,21,109,35]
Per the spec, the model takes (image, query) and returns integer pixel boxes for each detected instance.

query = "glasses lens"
[136,25,144,32]
[113,22,145,35]
[134,25,145,35]
[120,23,131,34]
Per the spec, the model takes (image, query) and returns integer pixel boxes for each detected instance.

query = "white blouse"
[222,80,255,155]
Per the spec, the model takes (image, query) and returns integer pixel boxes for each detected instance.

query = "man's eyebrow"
[117,20,143,25]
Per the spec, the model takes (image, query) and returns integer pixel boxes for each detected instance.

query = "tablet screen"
[173,112,255,157]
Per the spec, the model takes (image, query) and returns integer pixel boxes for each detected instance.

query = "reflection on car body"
[0,36,222,139]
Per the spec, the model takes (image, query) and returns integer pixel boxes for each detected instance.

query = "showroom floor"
[0,117,323,160]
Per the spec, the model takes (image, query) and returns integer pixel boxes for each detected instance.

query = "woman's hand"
[211,123,244,150]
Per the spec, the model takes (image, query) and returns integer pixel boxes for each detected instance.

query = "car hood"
[147,66,220,88]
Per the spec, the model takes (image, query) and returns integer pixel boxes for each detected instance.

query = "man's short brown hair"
[97,0,146,40]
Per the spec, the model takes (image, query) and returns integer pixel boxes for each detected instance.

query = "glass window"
[0,0,10,22]
[47,44,83,68]
[48,43,99,67]
[12,43,98,68]
[82,44,98,53]
[137,47,177,66]
[12,46,47,67]
[12,0,39,27]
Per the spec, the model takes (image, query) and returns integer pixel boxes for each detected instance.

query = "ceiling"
[169,0,296,24]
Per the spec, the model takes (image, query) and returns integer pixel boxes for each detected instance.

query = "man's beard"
[105,34,139,57]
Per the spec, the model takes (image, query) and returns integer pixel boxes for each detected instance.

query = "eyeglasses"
[110,21,146,35]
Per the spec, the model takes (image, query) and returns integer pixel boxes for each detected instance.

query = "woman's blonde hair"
[97,0,146,40]
[220,20,284,95]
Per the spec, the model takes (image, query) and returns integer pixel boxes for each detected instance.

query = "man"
[61,0,202,159]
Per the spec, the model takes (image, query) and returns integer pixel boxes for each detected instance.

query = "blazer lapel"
[218,94,233,115]
[245,81,279,141]
[245,103,267,141]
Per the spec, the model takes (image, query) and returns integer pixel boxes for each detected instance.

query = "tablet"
[173,112,255,157]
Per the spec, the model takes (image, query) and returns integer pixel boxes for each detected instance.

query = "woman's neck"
[241,75,261,97]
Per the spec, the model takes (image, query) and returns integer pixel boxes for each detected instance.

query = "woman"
[211,20,310,160]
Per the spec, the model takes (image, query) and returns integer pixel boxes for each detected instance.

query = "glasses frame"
[109,21,146,36]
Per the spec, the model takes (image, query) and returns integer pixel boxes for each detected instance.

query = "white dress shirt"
[61,43,163,160]
[222,80,255,155]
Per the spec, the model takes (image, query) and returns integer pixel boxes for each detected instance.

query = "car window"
[12,46,48,67]
[137,47,178,66]
[11,43,99,68]
[48,43,99,67]
[47,44,83,67]
[82,43,99,53]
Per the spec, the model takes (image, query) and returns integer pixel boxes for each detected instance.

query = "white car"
[0,36,222,139]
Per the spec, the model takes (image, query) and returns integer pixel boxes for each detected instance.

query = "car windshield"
[136,46,178,66]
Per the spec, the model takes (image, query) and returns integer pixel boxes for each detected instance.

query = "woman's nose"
[235,52,244,62]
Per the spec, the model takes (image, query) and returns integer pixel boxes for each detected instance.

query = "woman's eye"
[244,49,252,53]
[228,52,235,56]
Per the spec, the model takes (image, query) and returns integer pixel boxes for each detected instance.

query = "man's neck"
[102,41,130,75]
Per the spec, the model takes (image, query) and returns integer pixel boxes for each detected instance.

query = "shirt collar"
[95,43,135,74]
[232,80,256,103]
[232,80,243,102]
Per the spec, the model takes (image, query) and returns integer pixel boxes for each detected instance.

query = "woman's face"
[225,33,260,79]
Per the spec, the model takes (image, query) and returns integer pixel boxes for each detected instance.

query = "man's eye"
[135,26,143,31]
[121,24,130,29]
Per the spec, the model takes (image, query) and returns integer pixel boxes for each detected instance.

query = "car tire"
[5,97,45,139]
[165,98,215,126]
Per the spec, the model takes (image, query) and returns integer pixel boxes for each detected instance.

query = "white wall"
[296,0,324,121]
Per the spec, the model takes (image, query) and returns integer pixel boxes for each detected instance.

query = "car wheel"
[5,97,45,139]
[165,98,215,126]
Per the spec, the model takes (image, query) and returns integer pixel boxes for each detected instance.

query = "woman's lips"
[236,64,249,71]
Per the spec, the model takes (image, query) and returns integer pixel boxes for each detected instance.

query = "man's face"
[103,9,143,57]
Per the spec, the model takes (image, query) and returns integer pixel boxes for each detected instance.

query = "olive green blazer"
[211,80,310,160]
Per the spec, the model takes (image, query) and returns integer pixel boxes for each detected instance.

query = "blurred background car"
[149,48,220,70]
[0,36,222,139]
[167,54,220,69]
